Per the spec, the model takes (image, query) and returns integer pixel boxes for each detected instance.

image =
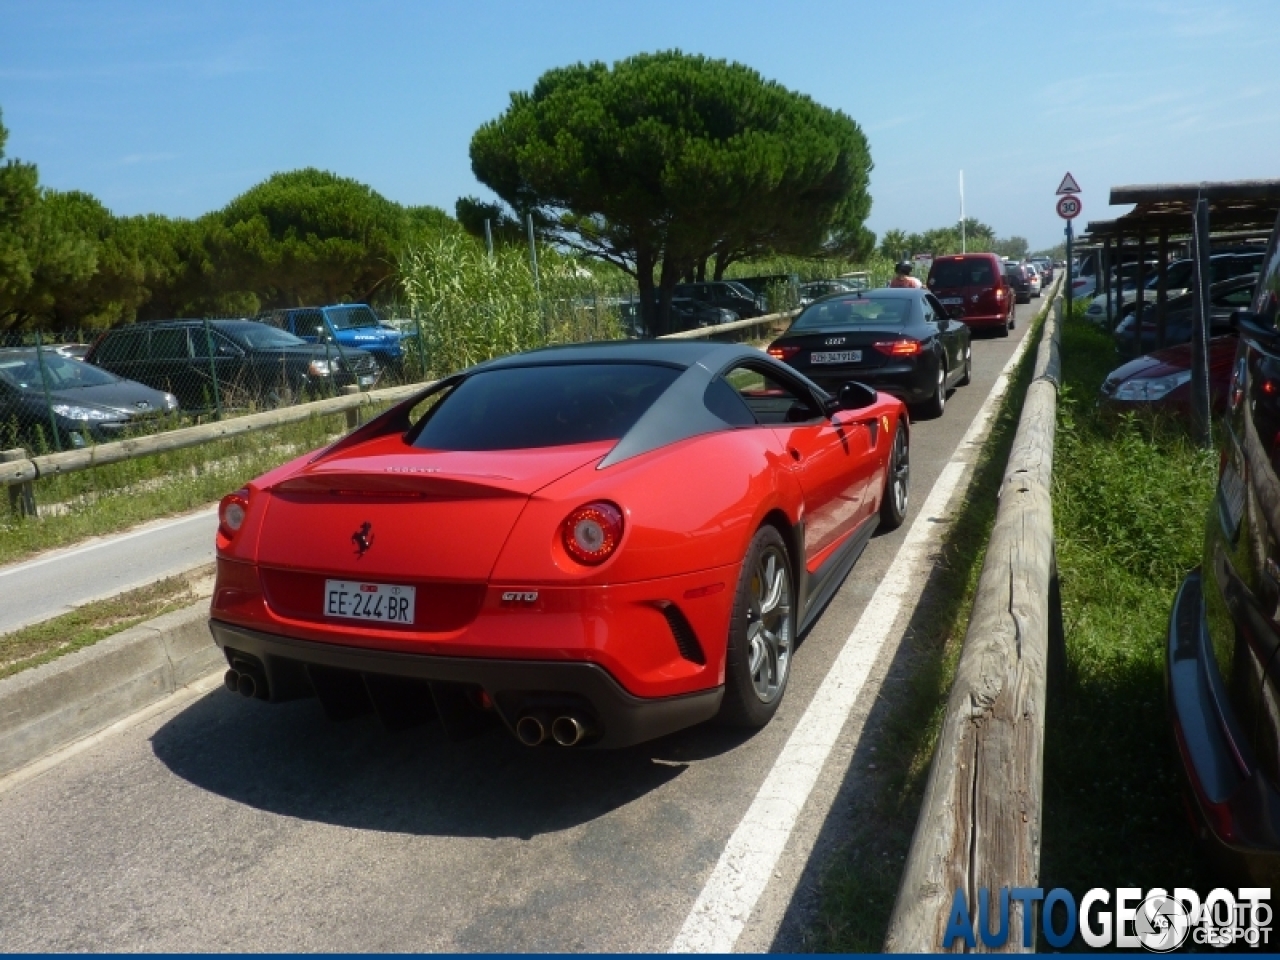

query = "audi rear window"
[411,363,681,450]
[930,260,995,286]
[791,296,909,330]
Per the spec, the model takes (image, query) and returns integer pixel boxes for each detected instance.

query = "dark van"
[926,253,1015,336]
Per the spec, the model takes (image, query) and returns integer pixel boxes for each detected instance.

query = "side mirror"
[836,381,877,412]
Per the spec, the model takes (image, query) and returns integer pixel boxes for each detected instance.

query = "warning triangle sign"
[1056,172,1081,195]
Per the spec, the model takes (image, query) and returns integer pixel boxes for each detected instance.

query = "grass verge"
[807,305,1053,952]
[1038,312,1215,920]
[0,564,213,680]
[0,407,391,567]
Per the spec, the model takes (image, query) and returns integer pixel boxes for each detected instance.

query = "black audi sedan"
[767,287,971,418]
[0,347,179,450]
[1167,211,1280,884]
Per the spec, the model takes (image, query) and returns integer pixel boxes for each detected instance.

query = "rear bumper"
[1166,571,1280,882]
[210,619,723,749]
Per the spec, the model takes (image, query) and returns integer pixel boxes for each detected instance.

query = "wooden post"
[1155,228,1169,350]
[1135,228,1147,355]
[886,295,1062,953]
[1190,200,1213,448]
[1102,238,1113,327]
[2,448,36,517]
[343,384,361,432]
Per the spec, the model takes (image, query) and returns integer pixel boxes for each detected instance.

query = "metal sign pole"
[1065,221,1074,316]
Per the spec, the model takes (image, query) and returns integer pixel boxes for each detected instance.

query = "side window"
[921,298,936,323]
[149,328,190,360]
[98,330,145,363]
[721,363,821,425]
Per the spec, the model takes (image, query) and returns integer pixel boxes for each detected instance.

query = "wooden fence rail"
[1,308,798,501]
[884,290,1064,953]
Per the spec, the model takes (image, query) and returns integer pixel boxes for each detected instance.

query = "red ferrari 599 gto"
[210,341,909,748]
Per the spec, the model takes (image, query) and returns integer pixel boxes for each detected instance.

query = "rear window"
[791,296,909,330]
[930,259,995,287]
[411,363,680,451]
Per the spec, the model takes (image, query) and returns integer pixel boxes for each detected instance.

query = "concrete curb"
[0,601,220,778]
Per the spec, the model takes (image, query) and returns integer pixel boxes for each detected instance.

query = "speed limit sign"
[1056,195,1082,219]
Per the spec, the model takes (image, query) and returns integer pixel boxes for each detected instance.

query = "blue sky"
[2,0,1276,252]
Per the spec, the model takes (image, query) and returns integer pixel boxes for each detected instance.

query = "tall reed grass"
[398,234,632,378]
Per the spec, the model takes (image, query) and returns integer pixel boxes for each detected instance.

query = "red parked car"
[926,253,1015,336]
[209,341,910,748]
[1098,335,1238,418]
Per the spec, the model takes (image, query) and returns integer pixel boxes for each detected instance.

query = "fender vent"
[661,603,706,665]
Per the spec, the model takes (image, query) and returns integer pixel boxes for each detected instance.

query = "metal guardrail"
[1,309,800,511]
[884,282,1065,953]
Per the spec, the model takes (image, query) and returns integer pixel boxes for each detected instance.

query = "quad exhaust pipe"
[515,710,592,747]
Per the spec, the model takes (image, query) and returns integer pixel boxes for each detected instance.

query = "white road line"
[670,320,1040,953]
[0,507,216,579]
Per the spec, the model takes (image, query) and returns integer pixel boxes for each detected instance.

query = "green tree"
[0,110,42,329]
[469,51,873,335]
[216,168,408,309]
[992,235,1030,260]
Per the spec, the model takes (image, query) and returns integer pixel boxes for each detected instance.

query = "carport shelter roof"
[1081,179,1280,241]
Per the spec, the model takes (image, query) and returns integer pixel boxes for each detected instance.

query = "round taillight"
[219,488,250,538]
[561,502,624,566]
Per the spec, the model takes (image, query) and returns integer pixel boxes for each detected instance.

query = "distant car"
[0,347,178,449]
[86,320,380,411]
[838,271,872,292]
[1098,334,1236,418]
[1004,263,1033,304]
[1031,257,1054,283]
[1113,273,1258,358]
[255,304,404,367]
[209,340,910,748]
[670,297,737,329]
[1167,208,1280,884]
[52,343,91,360]
[673,282,764,318]
[1025,263,1043,298]
[798,281,854,306]
[926,252,1015,336]
[1085,252,1265,327]
[767,286,970,419]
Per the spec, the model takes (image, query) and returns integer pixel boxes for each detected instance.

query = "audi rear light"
[873,339,923,358]
[219,488,250,539]
[768,344,800,361]
[561,501,624,566]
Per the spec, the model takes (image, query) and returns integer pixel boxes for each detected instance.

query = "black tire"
[719,525,796,728]
[957,346,972,386]
[916,361,946,419]
[880,420,910,531]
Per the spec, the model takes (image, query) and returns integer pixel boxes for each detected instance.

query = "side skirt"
[797,514,878,635]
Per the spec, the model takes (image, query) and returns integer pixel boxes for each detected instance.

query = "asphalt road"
[0,302,1039,951]
[0,508,217,635]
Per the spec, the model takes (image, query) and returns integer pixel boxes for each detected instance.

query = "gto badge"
[351,521,375,558]
[501,591,539,604]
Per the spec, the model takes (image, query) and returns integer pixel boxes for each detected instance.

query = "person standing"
[889,261,923,288]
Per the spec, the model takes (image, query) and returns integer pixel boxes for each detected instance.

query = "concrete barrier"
[0,601,218,778]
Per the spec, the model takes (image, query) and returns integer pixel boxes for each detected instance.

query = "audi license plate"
[940,297,963,305]
[810,350,861,364]
[324,579,415,624]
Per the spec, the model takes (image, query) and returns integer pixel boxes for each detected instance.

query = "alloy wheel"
[745,545,793,703]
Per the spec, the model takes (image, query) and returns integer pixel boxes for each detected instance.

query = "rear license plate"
[325,579,415,624]
[810,350,862,364]
[940,297,963,305]
[358,375,374,386]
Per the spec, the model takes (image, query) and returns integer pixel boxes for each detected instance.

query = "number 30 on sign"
[1056,195,1082,219]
